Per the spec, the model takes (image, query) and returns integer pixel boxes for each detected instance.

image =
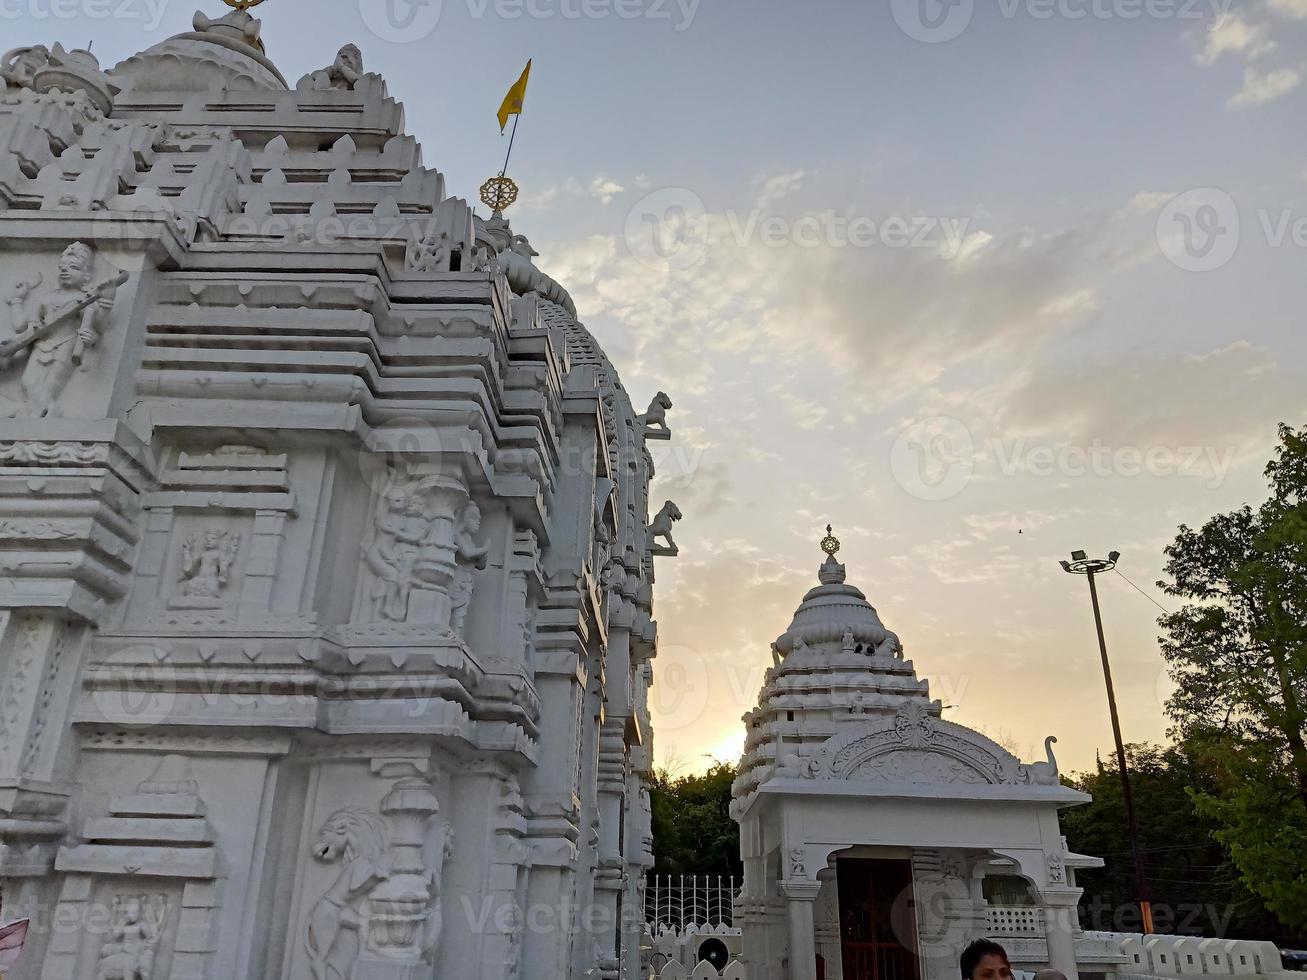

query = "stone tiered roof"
[733,550,939,800]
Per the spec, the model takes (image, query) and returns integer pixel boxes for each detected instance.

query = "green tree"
[1061,744,1292,942]
[1157,423,1307,928]
[649,763,742,879]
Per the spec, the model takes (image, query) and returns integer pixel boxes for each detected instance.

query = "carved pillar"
[0,612,76,885]
[912,850,985,980]
[780,881,821,980]
[486,769,528,980]
[814,869,841,979]
[505,529,542,666]
[358,759,447,979]
[1041,890,1082,980]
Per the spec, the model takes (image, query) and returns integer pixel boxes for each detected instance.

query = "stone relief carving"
[814,699,1029,785]
[19,619,66,774]
[305,795,451,980]
[406,228,450,273]
[96,894,167,980]
[646,500,682,557]
[0,440,109,465]
[637,391,673,440]
[170,529,241,608]
[1047,852,1066,885]
[788,846,807,878]
[0,616,46,774]
[0,242,127,418]
[939,853,965,880]
[359,467,482,629]
[363,468,424,623]
[450,501,489,637]
[852,750,986,785]
[893,699,936,748]
[306,808,392,980]
[601,557,625,594]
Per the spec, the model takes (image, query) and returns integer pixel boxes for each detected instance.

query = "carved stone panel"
[0,242,127,419]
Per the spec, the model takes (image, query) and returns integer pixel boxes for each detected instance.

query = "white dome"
[775,555,892,655]
[111,8,288,93]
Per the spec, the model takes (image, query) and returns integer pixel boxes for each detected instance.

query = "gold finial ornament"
[820,524,840,558]
[480,175,519,213]
[222,0,266,10]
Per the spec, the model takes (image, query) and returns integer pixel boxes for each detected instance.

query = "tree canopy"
[1061,744,1296,943]
[1156,423,1307,929]
[648,762,743,880]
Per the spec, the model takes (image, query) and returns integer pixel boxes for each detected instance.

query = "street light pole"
[1060,549,1155,935]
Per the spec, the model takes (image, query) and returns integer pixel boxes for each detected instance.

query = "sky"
[21,0,1307,775]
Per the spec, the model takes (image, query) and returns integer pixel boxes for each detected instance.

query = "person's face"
[973,954,1013,980]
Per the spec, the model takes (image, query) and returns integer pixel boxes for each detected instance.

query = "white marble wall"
[0,12,668,979]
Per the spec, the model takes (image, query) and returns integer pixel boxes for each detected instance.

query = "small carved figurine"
[450,501,490,636]
[177,529,241,600]
[311,44,364,91]
[96,894,166,980]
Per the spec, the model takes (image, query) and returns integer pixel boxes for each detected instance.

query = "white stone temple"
[731,533,1110,980]
[0,10,678,979]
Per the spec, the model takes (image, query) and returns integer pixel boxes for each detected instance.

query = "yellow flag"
[497,60,532,133]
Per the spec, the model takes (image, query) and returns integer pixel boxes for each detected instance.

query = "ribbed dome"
[731,543,935,802]
[111,7,288,93]
[775,556,893,655]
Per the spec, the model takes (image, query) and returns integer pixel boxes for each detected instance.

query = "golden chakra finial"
[480,175,519,213]
[222,0,266,10]
[820,524,840,558]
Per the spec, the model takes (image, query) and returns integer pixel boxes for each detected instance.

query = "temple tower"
[731,534,1101,980]
[0,9,675,979]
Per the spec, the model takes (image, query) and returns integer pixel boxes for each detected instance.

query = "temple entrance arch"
[836,856,921,980]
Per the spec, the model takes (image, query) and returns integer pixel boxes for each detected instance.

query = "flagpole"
[500,114,520,178]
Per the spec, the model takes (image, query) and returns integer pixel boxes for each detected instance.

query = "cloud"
[754,170,805,209]
[589,177,625,205]
[1197,11,1276,66]
[1228,65,1304,107]
[1113,191,1175,221]
[1269,0,1307,18]
[994,342,1306,473]
[519,175,627,212]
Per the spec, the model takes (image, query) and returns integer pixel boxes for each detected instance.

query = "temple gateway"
[731,537,1108,980]
[0,8,676,979]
